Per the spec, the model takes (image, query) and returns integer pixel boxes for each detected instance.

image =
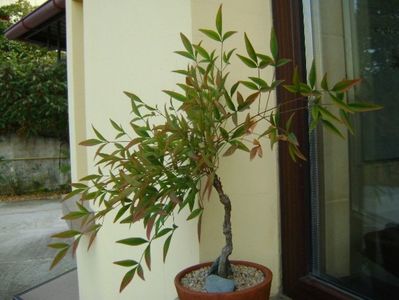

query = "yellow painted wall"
[191,0,281,296]
[68,1,199,299]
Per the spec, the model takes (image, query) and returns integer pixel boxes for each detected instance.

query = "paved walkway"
[0,199,76,300]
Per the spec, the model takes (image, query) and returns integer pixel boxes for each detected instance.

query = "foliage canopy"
[50,5,380,292]
[0,0,68,140]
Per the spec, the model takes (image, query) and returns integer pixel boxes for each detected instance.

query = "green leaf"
[330,94,352,112]
[339,109,354,134]
[48,243,69,249]
[308,60,316,88]
[63,189,83,201]
[249,77,267,88]
[216,5,223,35]
[232,125,247,139]
[223,48,236,63]
[287,132,299,146]
[71,183,87,189]
[240,80,258,90]
[230,82,240,96]
[318,106,340,122]
[321,73,329,90]
[292,67,300,86]
[50,248,68,270]
[348,102,382,112]
[276,58,291,67]
[180,33,193,55]
[124,91,142,103]
[131,124,150,138]
[231,140,250,152]
[286,113,295,131]
[155,228,173,239]
[174,51,195,61]
[51,230,81,239]
[144,245,151,271]
[244,33,257,62]
[79,174,100,181]
[187,208,203,221]
[222,31,237,41]
[199,29,221,42]
[236,54,257,68]
[163,234,173,263]
[110,119,123,132]
[163,90,186,102]
[257,54,274,68]
[322,119,344,138]
[114,260,138,267]
[116,237,148,246]
[114,205,130,223]
[120,269,136,292]
[62,211,87,220]
[224,90,236,111]
[219,127,229,140]
[79,139,102,146]
[193,44,210,60]
[270,28,278,61]
[92,126,106,141]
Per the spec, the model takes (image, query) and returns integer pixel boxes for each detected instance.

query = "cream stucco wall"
[68,1,199,299]
[66,0,87,182]
[67,0,282,299]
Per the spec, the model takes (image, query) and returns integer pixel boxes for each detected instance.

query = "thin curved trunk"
[213,174,233,278]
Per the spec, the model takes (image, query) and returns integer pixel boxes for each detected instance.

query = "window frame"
[272,1,361,299]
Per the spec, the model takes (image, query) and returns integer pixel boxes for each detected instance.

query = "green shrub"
[0,0,68,140]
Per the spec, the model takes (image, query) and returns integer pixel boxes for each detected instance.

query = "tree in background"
[0,0,68,140]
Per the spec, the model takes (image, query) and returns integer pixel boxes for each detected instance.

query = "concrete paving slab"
[0,199,76,300]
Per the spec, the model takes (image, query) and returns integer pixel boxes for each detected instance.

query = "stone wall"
[0,134,70,195]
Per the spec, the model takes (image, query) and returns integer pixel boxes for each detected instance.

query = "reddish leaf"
[87,231,98,250]
[250,147,258,161]
[146,216,156,240]
[119,269,136,292]
[137,264,145,280]
[223,145,237,157]
[332,79,361,93]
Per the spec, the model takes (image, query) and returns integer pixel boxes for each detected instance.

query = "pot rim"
[174,260,273,296]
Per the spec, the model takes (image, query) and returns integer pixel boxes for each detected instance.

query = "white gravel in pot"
[180,264,265,292]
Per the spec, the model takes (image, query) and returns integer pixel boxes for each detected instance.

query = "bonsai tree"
[49,6,380,292]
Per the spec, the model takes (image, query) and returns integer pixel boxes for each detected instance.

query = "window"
[274,1,399,299]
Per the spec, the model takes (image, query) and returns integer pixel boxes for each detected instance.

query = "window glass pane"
[307,1,399,299]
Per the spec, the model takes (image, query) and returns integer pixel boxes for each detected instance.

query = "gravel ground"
[181,264,265,292]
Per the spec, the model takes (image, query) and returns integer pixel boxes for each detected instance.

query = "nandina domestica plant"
[49,6,380,293]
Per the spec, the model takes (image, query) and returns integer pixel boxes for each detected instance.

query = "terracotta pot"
[175,260,272,300]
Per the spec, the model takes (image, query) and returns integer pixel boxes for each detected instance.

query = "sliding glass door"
[305,1,399,299]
